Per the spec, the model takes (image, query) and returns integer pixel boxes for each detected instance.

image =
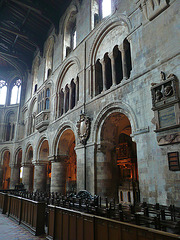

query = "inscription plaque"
[159,106,176,128]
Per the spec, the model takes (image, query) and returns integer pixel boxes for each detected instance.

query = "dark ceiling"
[0,0,72,74]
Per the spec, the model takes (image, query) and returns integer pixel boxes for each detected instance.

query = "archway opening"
[97,112,139,204]
[2,151,11,190]
[57,129,76,194]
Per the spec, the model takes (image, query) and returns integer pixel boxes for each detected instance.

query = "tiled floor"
[0,213,46,240]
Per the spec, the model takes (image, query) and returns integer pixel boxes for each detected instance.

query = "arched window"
[102,0,111,18]
[64,7,77,58]
[95,59,103,96]
[10,79,21,105]
[45,37,54,80]
[45,88,50,110]
[0,80,7,105]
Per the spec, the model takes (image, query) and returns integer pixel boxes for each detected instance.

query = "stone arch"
[88,14,132,66]
[92,101,139,144]
[32,54,40,95]
[61,4,78,58]
[4,110,16,141]
[51,125,77,194]
[93,105,140,203]
[55,58,80,117]
[0,148,11,189]
[14,146,22,166]
[52,121,77,156]
[24,143,34,164]
[56,57,81,91]
[44,35,55,80]
[28,96,37,135]
[35,135,50,161]
[0,147,11,165]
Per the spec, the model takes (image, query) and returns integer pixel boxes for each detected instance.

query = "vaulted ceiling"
[0,0,72,75]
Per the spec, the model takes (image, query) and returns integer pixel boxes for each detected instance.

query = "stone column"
[75,146,86,192]
[33,162,47,192]
[100,59,107,92]
[50,155,67,194]
[10,164,20,189]
[0,165,3,189]
[75,76,79,104]
[92,65,96,98]
[109,52,116,86]
[64,89,67,113]
[119,46,128,80]
[22,164,33,191]
[69,84,72,110]
[96,141,115,199]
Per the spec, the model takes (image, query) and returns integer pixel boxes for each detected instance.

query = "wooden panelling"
[47,206,180,240]
[0,193,8,214]
[54,208,63,240]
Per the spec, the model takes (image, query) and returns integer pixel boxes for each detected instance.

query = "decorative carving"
[76,113,90,145]
[151,72,180,145]
[157,132,180,145]
[137,0,168,21]
[151,73,179,109]
[35,110,50,133]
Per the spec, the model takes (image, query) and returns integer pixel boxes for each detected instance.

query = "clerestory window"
[0,80,7,105]
[10,79,21,105]
[102,0,112,18]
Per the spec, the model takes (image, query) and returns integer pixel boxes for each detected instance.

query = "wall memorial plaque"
[159,106,176,128]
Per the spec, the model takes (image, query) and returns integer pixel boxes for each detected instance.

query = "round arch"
[52,121,77,156]
[88,14,132,66]
[92,101,139,144]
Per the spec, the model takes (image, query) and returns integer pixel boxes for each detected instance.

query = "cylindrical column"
[64,90,67,113]
[10,164,20,189]
[0,165,3,189]
[33,163,47,192]
[69,85,72,110]
[100,59,107,91]
[22,164,33,191]
[109,52,116,86]
[92,65,96,98]
[119,46,128,80]
[50,155,67,194]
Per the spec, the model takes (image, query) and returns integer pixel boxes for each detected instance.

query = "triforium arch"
[0,148,11,190]
[89,16,132,98]
[22,144,34,191]
[94,104,139,204]
[34,136,50,192]
[56,57,81,118]
[28,96,37,135]
[10,147,23,189]
[51,125,77,195]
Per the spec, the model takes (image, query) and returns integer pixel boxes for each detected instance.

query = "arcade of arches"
[0,113,139,204]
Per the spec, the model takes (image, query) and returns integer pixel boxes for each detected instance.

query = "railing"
[0,193,45,236]
[47,205,180,240]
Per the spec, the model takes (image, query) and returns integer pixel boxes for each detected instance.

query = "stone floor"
[0,213,46,240]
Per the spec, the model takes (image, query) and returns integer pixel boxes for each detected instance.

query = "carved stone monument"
[151,73,180,145]
[77,113,90,145]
